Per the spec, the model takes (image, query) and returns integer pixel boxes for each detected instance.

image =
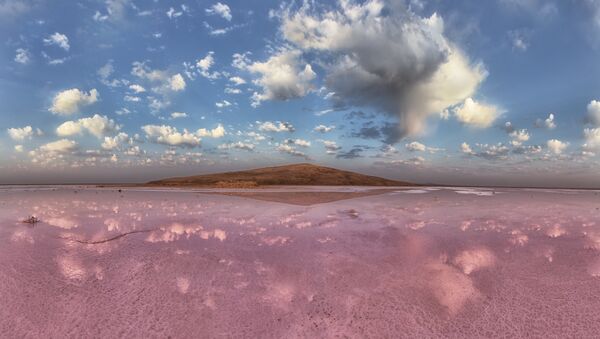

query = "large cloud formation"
[273,0,490,139]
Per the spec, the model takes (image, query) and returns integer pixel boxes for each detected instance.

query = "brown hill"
[147,163,412,187]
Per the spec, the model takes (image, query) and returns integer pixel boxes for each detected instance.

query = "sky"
[2,0,600,187]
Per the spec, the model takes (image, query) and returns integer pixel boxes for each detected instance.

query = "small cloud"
[14,48,30,64]
[206,2,232,21]
[535,113,556,129]
[314,124,335,133]
[546,139,568,155]
[170,112,188,119]
[43,32,70,51]
[257,121,294,132]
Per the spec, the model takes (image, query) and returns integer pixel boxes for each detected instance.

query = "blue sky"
[2,0,600,187]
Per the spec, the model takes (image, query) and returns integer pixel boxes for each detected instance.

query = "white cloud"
[93,10,109,22]
[509,30,529,51]
[285,138,311,147]
[197,124,226,138]
[206,2,232,21]
[461,142,474,155]
[14,145,23,152]
[191,52,221,80]
[49,88,99,115]
[454,98,501,128]
[276,143,307,158]
[142,125,200,147]
[247,49,316,107]
[547,139,568,154]
[56,114,120,138]
[276,2,488,139]
[170,112,188,119]
[39,139,78,153]
[14,48,30,64]
[224,87,242,94]
[43,32,70,51]
[258,121,294,132]
[215,100,232,108]
[246,131,265,141]
[587,100,600,126]
[509,129,530,146]
[129,84,146,93]
[232,52,251,69]
[101,132,130,150]
[536,113,556,129]
[229,76,246,85]
[166,7,183,19]
[218,141,254,151]
[314,124,335,133]
[169,73,186,91]
[322,140,341,154]
[124,95,141,102]
[462,143,510,160]
[584,128,600,150]
[7,126,33,141]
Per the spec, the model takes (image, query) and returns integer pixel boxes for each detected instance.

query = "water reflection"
[1,187,600,337]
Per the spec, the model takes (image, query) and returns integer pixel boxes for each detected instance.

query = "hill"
[147,163,412,187]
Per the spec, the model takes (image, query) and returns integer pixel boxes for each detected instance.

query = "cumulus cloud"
[258,121,295,132]
[101,132,130,150]
[276,1,489,139]
[39,139,78,153]
[170,112,188,119]
[587,100,600,126]
[405,141,442,153]
[56,114,120,138]
[206,2,232,21]
[462,142,510,160]
[314,124,335,133]
[276,143,308,158]
[129,84,146,93]
[43,32,70,51]
[131,62,185,95]
[461,142,474,155]
[536,113,556,129]
[229,76,246,85]
[142,125,201,148]
[7,126,33,141]
[49,88,99,115]
[197,124,226,138]
[169,73,186,91]
[247,49,316,107]
[454,98,501,128]
[546,139,568,154]
[196,52,221,79]
[509,129,530,146]
[583,128,600,150]
[218,141,255,151]
[14,48,30,64]
[284,138,311,147]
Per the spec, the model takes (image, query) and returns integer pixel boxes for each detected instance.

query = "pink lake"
[1,186,600,337]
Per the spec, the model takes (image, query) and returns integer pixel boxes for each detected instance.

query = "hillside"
[147,163,412,187]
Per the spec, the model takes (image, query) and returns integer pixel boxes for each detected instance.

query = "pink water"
[1,187,600,338]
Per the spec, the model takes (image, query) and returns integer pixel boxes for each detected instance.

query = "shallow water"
[1,186,600,338]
